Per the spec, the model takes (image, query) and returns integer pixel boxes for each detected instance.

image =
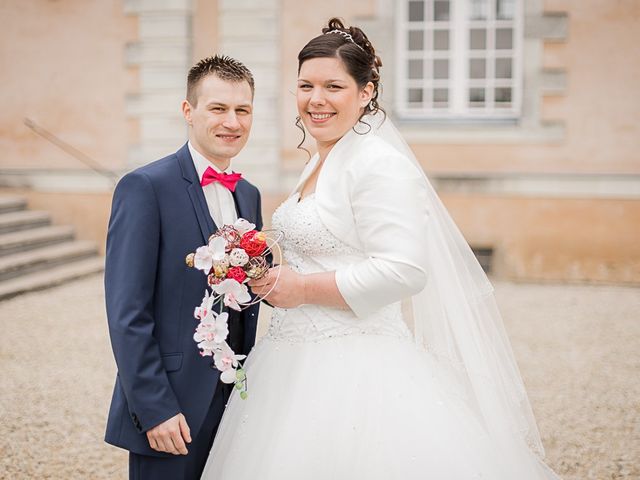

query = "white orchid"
[211,279,251,311]
[212,312,230,343]
[193,311,230,356]
[213,342,247,383]
[193,323,218,356]
[193,236,227,272]
[233,218,256,235]
[193,290,216,321]
[228,248,250,267]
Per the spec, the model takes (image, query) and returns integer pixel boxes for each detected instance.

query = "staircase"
[0,196,104,300]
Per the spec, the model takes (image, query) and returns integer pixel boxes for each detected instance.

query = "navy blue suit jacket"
[104,143,262,456]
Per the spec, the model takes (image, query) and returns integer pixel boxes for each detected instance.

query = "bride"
[201,18,561,479]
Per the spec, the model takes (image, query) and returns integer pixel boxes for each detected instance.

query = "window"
[396,0,523,120]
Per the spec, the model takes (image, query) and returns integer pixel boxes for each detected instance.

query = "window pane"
[397,0,522,117]
[497,0,515,19]
[408,1,425,21]
[408,88,423,103]
[433,59,449,79]
[469,58,486,79]
[495,87,512,103]
[433,88,448,105]
[408,59,423,79]
[470,0,488,19]
[469,88,485,106]
[434,1,450,21]
[433,30,449,50]
[495,58,512,78]
[470,29,487,50]
[496,28,513,49]
[408,30,424,50]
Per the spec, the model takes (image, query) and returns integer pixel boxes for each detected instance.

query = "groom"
[104,55,263,479]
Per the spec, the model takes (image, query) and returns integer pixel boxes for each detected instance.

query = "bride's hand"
[247,265,306,308]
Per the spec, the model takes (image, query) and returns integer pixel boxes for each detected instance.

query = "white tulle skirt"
[201,333,560,479]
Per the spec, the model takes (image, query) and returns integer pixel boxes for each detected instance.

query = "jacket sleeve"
[334,156,430,318]
[104,171,181,433]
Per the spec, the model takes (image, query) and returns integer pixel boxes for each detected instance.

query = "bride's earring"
[353,117,372,135]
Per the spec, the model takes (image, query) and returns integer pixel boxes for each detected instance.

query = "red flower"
[226,266,247,283]
[239,230,267,257]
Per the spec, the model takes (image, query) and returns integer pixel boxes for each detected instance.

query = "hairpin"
[324,29,366,52]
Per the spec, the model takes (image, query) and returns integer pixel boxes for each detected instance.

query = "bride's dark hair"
[296,18,385,152]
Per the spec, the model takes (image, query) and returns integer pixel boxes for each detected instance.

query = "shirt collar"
[188,141,230,181]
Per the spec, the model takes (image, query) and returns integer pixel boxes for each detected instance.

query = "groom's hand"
[146,413,192,455]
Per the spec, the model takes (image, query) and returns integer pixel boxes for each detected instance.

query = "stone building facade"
[0,0,638,283]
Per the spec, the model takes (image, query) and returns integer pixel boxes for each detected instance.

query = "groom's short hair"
[186,55,255,106]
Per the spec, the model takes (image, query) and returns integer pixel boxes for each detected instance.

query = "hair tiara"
[324,29,366,52]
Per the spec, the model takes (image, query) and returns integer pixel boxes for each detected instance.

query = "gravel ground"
[0,274,638,479]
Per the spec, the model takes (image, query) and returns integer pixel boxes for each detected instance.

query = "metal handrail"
[23,118,119,186]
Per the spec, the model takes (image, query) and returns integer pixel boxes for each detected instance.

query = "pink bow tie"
[200,167,242,192]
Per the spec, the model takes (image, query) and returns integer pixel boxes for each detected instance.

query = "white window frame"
[395,0,524,121]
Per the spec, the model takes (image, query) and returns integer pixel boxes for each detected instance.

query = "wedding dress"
[200,184,560,478]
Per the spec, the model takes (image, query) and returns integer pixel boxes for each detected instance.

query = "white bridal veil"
[367,113,546,457]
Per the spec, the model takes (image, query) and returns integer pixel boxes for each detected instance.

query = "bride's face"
[297,57,373,151]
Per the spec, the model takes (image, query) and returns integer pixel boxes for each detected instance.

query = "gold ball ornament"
[245,256,269,279]
[213,262,229,278]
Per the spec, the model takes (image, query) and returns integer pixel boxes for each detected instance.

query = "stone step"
[0,196,27,214]
[0,240,98,281]
[0,210,51,233]
[0,225,75,257]
[0,256,104,300]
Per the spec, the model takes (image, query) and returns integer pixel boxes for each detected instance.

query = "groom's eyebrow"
[206,101,252,109]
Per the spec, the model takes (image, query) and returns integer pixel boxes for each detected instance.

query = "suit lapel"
[177,144,217,243]
[232,180,255,224]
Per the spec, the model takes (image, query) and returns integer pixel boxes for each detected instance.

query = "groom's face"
[182,74,253,167]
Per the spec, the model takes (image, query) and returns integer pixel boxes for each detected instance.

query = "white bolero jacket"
[293,124,551,459]
[292,128,431,318]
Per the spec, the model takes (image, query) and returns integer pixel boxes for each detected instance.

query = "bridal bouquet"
[185,218,279,399]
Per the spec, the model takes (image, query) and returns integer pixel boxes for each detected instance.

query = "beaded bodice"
[265,193,410,343]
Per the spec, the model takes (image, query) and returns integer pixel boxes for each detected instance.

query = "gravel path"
[0,274,638,479]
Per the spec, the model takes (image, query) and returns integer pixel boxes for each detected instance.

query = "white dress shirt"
[188,142,238,228]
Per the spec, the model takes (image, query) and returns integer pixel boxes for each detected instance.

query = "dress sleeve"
[334,155,431,318]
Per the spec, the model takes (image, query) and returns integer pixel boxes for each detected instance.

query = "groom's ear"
[182,100,193,126]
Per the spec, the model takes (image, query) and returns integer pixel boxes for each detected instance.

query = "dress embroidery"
[265,192,410,343]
